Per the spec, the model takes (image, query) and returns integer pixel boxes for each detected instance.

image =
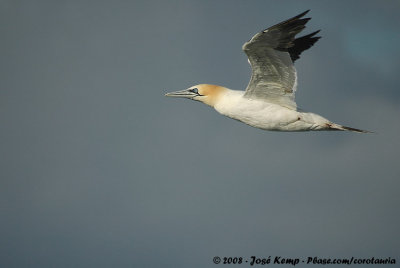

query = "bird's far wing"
[242,10,320,110]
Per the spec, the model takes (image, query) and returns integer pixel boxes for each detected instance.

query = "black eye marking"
[190,88,199,94]
[189,88,202,96]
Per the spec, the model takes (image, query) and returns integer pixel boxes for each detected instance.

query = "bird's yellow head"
[165,84,227,107]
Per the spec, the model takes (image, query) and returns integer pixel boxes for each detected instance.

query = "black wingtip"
[273,10,311,29]
[246,10,317,58]
[300,30,322,41]
[288,28,321,62]
[293,10,311,20]
[309,29,321,36]
[299,9,311,17]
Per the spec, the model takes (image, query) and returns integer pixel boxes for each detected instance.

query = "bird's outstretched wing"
[242,10,320,110]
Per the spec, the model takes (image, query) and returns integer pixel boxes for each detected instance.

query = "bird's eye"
[190,88,199,94]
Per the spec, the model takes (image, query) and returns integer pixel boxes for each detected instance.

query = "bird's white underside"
[213,89,329,131]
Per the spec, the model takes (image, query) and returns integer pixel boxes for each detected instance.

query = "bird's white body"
[214,88,329,131]
[165,11,368,133]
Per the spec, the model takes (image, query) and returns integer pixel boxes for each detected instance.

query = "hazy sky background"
[1,1,399,267]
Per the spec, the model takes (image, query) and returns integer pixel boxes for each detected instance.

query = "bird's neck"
[212,88,245,111]
[201,85,230,107]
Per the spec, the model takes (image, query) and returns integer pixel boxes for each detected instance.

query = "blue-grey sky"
[1,1,399,267]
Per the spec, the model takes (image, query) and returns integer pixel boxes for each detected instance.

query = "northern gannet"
[166,10,368,133]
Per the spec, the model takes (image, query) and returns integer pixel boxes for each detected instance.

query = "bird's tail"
[326,123,372,133]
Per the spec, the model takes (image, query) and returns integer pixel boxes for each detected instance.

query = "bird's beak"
[165,89,197,99]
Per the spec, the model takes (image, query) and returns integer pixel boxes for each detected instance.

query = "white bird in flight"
[166,10,368,133]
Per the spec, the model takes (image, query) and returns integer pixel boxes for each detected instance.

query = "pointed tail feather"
[327,123,372,133]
